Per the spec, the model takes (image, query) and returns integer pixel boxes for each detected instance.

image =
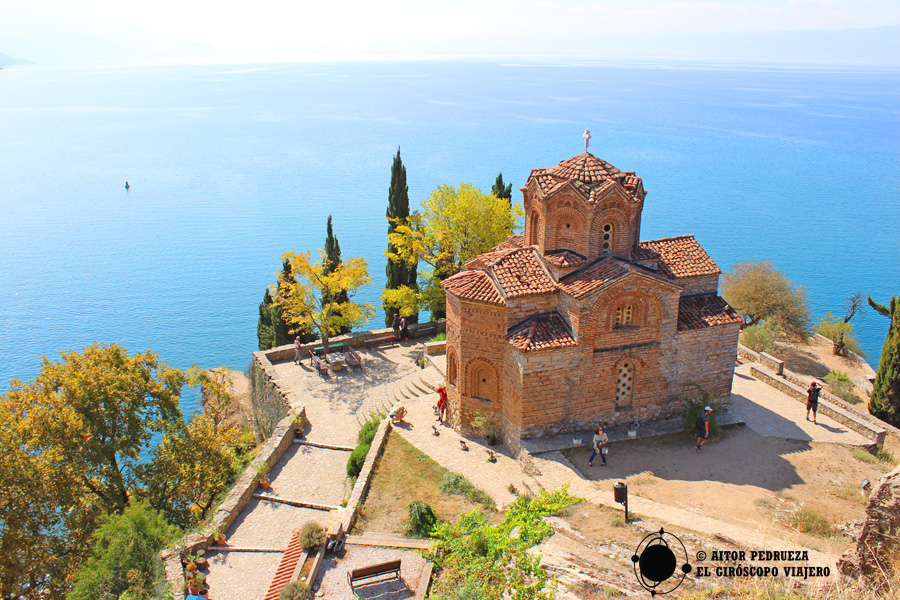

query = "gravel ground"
[314,546,426,600]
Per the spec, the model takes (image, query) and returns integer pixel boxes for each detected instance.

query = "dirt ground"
[772,335,873,403]
[564,427,895,556]
[356,431,498,534]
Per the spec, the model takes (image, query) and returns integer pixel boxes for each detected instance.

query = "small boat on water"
[125,181,130,190]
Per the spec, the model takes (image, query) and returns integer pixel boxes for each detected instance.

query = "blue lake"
[1,60,898,414]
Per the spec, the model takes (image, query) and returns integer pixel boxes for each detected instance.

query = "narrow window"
[616,362,635,407]
[615,304,633,326]
[448,352,458,387]
[602,222,614,252]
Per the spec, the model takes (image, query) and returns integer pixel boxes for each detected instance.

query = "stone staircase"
[355,366,443,426]
[262,532,304,600]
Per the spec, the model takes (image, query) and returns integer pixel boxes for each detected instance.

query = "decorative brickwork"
[442,152,741,449]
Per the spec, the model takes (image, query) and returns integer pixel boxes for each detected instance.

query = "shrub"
[428,333,447,342]
[825,370,857,404]
[682,387,723,438]
[789,507,833,537]
[346,443,370,478]
[817,312,865,357]
[439,472,496,510]
[740,324,775,353]
[357,417,380,446]
[297,521,325,550]
[279,580,311,600]
[406,500,438,538]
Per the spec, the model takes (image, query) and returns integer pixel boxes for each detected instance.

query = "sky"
[2,0,900,63]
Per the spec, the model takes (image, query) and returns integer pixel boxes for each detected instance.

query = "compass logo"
[631,528,693,596]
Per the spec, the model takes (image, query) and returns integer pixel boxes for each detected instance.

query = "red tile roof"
[495,233,525,251]
[477,247,556,299]
[631,244,660,262]
[677,295,743,331]
[639,235,721,279]
[441,270,505,305]
[527,153,644,202]
[506,313,578,352]
[557,256,678,299]
[544,250,587,268]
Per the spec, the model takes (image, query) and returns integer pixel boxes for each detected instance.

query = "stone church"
[441,152,742,447]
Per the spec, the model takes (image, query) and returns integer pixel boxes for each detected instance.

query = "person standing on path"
[806,381,821,424]
[293,336,302,365]
[589,426,608,467]
[695,406,712,452]
[436,386,447,424]
[392,314,401,340]
[400,316,409,341]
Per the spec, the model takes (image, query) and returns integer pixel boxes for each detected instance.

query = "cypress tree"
[257,288,276,350]
[384,147,418,325]
[324,215,351,334]
[257,261,313,350]
[492,172,512,203]
[868,292,900,426]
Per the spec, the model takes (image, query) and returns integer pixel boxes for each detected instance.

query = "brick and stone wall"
[676,275,719,296]
[674,323,741,403]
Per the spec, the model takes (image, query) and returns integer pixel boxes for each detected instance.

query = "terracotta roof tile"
[527,153,643,202]
[639,235,721,279]
[557,258,629,298]
[485,248,556,298]
[544,250,587,268]
[678,295,743,331]
[507,313,578,352]
[631,245,660,262]
[441,270,505,305]
[495,233,525,251]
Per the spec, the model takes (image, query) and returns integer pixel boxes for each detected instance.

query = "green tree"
[817,292,865,356]
[721,260,811,341]
[868,292,900,426]
[68,502,175,600]
[492,172,512,202]
[276,249,376,355]
[384,183,523,319]
[258,260,305,350]
[384,148,418,325]
[324,215,351,335]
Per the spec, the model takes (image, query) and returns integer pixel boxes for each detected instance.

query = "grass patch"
[428,333,446,342]
[438,472,496,511]
[788,506,834,538]
[852,446,898,468]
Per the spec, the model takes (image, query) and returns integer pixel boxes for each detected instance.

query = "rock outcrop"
[838,464,900,586]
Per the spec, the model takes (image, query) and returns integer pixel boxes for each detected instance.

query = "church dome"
[545,152,622,184]
[526,152,645,202]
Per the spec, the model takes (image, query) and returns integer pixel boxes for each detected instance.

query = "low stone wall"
[249,352,292,440]
[758,352,784,375]
[162,410,305,599]
[341,417,393,534]
[750,364,885,446]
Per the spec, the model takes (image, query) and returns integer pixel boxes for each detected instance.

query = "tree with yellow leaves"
[383,183,523,319]
[275,249,376,356]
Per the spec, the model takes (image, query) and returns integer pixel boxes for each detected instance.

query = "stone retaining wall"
[341,418,393,534]
[162,410,306,599]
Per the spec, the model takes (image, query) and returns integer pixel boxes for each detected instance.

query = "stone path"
[730,363,869,445]
[390,363,875,569]
[204,344,437,600]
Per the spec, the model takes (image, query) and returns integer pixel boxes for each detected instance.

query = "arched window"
[448,352,458,387]
[616,362,635,407]
[471,364,495,402]
[615,304,634,326]
[528,212,539,246]
[602,222,614,252]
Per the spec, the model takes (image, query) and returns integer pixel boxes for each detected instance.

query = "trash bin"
[614,482,627,504]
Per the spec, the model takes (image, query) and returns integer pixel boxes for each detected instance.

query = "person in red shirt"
[436,386,447,423]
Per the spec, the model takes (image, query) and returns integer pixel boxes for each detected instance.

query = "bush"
[789,507,833,537]
[682,388,723,438]
[439,473,496,510]
[357,417,380,446]
[825,370,857,404]
[279,580,311,600]
[69,503,176,600]
[346,443,370,478]
[406,500,438,538]
[817,312,865,357]
[297,521,325,550]
[740,324,775,353]
[428,333,447,342]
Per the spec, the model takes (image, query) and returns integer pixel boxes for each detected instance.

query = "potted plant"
[471,410,499,446]
[182,550,199,573]
[186,571,207,595]
[255,460,271,488]
[206,521,227,546]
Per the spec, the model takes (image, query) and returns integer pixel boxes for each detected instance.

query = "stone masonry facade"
[441,152,742,448]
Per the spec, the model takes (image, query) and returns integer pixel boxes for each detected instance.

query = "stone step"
[294,440,354,452]
[253,492,341,512]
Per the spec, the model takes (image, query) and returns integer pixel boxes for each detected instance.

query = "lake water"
[1,60,898,413]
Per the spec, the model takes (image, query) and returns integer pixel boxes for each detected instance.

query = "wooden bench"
[313,342,349,355]
[309,350,328,374]
[364,334,397,348]
[346,347,362,369]
[413,325,438,338]
[347,559,401,589]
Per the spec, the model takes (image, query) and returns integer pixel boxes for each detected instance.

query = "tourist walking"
[400,316,409,341]
[293,336,302,365]
[436,385,447,423]
[695,406,712,451]
[806,381,821,424]
[392,313,401,340]
[589,426,608,467]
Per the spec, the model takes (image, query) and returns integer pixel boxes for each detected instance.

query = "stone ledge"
[342,418,393,533]
[750,364,885,446]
